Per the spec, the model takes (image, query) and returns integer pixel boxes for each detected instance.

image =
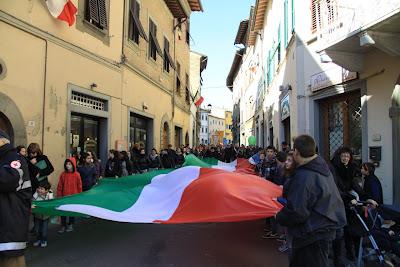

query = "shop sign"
[281,94,290,121]
[310,65,357,92]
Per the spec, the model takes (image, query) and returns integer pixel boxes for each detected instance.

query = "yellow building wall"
[122,67,173,150]
[0,0,122,62]
[0,21,45,146]
[0,0,193,188]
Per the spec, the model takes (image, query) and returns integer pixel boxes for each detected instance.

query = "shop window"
[70,114,100,157]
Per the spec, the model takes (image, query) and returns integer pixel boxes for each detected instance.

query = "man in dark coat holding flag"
[0,130,32,267]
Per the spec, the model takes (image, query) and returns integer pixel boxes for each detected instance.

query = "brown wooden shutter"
[130,0,148,41]
[98,0,108,29]
[88,0,99,24]
[311,0,317,32]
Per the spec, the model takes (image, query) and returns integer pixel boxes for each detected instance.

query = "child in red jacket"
[56,157,82,233]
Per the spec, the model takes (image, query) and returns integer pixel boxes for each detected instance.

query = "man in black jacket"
[0,130,32,267]
[276,135,346,267]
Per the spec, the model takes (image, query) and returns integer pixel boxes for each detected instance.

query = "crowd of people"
[245,138,383,266]
[1,127,385,266]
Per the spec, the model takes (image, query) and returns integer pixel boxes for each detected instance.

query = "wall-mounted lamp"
[90,83,97,90]
[319,51,332,63]
[359,31,375,47]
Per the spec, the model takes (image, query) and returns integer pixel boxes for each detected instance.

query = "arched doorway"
[0,92,27,147]
[0,112,14,145]
[162,122,169,149]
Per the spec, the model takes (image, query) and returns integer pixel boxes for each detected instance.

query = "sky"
[190,0,255,111]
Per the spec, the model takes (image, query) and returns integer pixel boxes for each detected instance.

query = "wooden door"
[320,91,362,161]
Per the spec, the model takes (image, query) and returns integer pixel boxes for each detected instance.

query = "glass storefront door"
[130,114,152,153]
[70,114,99,157]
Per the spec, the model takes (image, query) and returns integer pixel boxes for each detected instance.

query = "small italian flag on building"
[33,155,282,224]
[46,0,77,26]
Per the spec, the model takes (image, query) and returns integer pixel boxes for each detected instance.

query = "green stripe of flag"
[33,169,172,217]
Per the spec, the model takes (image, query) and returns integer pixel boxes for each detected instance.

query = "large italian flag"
[33,155,282,223]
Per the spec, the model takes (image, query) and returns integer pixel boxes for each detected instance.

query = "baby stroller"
[372,205,400,264]
[350,201,391,267]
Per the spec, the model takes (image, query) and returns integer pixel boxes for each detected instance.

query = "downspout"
[42,40,48,150]
[172,18,187,122]
[172,23,176,121]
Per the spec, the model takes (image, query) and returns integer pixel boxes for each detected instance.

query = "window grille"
[71,92,106,111]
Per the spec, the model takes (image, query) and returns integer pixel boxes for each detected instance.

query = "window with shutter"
[98,0,107,28]
[185,73,190,104]
[149,19,157,61]
[163,37,170,72]
[87,0,99,24]
[186,21,190,45]
[129,0,140,44]
[85,0,108,30]
[284,0,288,47]
[176,62,181,95]
[311,0,317,32]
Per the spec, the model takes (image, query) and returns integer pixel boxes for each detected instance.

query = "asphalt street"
[26,218,289,267]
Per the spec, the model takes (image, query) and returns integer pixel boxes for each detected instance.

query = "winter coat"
[78,164,97,191]
[32,190,54,220]
[0,144,32,258]
[105,158,120,177]
[148,154,161,169]
[161,153,174,169]
[362,174,383,204]
[276,155,347,249]
[175,154,185,167]
[28,154,54,192]
[136,155,149,172]
[56,157,82,197]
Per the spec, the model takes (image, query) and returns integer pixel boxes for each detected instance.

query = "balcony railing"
[314,0,400,48]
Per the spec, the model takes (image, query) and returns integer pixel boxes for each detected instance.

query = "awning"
[234,20,249,45]
[150,31,163,57]
[165,49,176,70]
[130,7,148,42]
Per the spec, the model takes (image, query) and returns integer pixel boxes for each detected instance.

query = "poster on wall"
[281,94,290,121]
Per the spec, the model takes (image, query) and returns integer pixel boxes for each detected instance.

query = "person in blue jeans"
[32,181,53,248]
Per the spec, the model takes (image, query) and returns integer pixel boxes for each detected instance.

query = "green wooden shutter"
[291,0,295,32]
[284,0,288,47]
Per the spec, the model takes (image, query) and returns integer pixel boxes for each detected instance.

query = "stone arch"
[0,92,27,146]
[160,114,170,150]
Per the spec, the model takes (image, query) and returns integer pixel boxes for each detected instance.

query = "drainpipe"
[41,40,48,151]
